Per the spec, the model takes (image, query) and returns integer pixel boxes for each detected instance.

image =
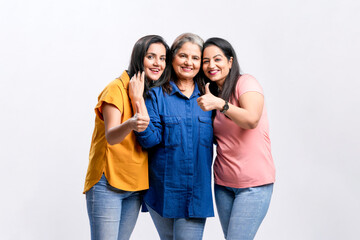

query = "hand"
[197,83,224,111]
[129,71,145,101]
[130,101,150,132]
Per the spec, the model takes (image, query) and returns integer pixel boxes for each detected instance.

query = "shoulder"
[108,78,122,89]
[237,74,258,86]
[98,79,123,98]
[148,85,168,98]
[236,74,263,96]
[150,85,163,93]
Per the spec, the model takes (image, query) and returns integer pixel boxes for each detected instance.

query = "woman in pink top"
[197,37,275,240]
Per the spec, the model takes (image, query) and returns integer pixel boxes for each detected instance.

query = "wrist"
[217,99,226,111]
[130,95,142,101]
[220,100,229,114]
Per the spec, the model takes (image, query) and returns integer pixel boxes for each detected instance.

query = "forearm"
[105,119,134,145]
[223,103,260,129]
[213,91,263,130]
[135,121,162,148]
[131,96,149,117]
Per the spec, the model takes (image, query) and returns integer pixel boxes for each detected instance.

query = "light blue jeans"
[215,183,274,240]
[147,204,206,240]
[86,174,142,240]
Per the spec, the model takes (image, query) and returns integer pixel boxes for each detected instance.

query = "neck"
[176,79,195,98]
[177,78,194,89]
[216,80,224,90]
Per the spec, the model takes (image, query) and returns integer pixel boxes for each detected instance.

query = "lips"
[208,69,219,75]
[149,68,161,73]
[181,67,193,72]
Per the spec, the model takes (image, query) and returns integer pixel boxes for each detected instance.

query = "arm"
[102,102,149,145]
[223,92,263,129]
[135,91,163,148]
[129,71,149,117]
[197,83,264,129]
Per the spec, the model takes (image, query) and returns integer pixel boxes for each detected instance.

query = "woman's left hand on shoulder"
[129,71,145,101]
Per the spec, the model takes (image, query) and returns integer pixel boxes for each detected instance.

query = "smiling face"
[172,42,201,81]
[143,43,167,81]
[202,45,233,87]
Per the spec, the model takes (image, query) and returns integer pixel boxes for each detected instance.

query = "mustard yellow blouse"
[83,71,148,193]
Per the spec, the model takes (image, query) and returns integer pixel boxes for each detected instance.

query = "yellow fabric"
[83,71,148,193]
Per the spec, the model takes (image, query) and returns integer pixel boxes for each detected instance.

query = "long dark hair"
[127,35,171,97]
[203,37,241,101]
[162,33,205,94]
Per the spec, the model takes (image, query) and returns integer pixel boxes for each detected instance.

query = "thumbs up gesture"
[131,101,150,132]
[197,83,224,111]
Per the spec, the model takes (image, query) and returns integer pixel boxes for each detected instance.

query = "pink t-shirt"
[213,74,276,188]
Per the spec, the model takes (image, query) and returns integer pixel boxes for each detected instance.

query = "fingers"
[205,82,211,94]
[131,72,141,82]
[129,71,145,100]
[141,71,145,84]
[133,115,150,132]
[197,95,214,112]
[136,114,150,121]
[130,75,135,82]
[197,96,206,111]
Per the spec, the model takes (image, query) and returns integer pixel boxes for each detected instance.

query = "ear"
[229,57,233,69]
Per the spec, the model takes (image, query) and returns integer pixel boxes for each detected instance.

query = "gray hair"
[171,33,204,57]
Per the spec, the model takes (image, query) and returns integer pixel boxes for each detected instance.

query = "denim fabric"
[214,184,273,240]
[86,174,142,240]
[136,81,214,218]
[147,204,206,240]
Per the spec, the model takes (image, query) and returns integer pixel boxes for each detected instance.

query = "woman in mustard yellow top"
[84,35,170,240]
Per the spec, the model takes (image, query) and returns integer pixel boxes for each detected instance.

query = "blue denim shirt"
[136,81,214,218]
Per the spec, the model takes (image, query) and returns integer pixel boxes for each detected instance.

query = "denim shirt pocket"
[198,116,213,148]
[163,116,181,148]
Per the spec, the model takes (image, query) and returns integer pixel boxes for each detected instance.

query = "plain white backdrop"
[1,0,360,239]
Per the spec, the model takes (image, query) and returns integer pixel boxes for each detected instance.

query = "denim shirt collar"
[169,80,201,99]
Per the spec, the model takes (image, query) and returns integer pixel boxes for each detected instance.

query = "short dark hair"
[127,35,171,97]
[203,37,241,101]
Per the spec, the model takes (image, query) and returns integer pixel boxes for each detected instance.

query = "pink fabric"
[213,74,276,188]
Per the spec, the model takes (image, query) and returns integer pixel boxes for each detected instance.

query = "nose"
[153,57,159,66]
[209,59,215,68]
[184,57,192,65]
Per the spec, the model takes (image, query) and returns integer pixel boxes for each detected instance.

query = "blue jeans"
[147,204,206,240]
[86,174,142,240]
[215,183,274,240]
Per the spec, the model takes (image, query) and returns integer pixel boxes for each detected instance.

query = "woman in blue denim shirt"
[136,33,214,240]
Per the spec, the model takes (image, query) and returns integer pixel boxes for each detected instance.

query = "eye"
[215,58,222,62]
[179,53,186,58]
[203,60,209,64]
[160,56,166,61]
[147,55,154,60]
[192,56,200,60]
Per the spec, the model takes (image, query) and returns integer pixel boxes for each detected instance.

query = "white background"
[1,0,359,239]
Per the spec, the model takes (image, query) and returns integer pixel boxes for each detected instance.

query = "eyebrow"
[146,52,166,57]
[178,52,200,58]
[203,54,223,60]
